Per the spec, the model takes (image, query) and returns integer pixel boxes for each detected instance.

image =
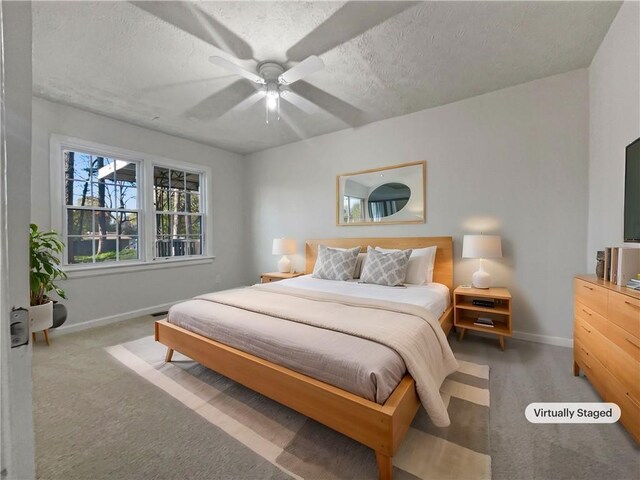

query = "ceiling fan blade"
[130,1,253,60]
[185,80,257,121]
[213,91,267,122]
[280,90,319,115]
[291,81,366,127]
[286,2,419,61]
[209,56,265,84]
[142,75,236,95]
[228,90,266,114]
[278,56,324,85]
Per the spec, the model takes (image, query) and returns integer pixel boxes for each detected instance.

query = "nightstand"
[260,272,304,284]
[454,286,512,350]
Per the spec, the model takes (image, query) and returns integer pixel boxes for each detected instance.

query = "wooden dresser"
[574,275,640,442]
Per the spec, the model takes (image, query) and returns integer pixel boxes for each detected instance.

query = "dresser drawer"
[574,339,608,398]
[608,291,640,339]
[575,316,609,368]
[607,375,640,443]
[607,341,640,404]
[607,321,640,363]
[574,279,608,317]
[574,299,608,335]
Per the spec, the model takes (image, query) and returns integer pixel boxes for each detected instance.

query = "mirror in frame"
[336,161,426,226]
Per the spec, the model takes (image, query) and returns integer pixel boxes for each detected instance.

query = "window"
[153,167,203,258]
[64,151,139,264]
[343,195,365,223]
[52,136,211,271]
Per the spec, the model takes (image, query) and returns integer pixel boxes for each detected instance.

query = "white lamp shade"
[272,238,296,256]
[462,235,502,259]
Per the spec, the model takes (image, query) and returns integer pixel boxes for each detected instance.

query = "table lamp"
[462,235,502,288]
[272,238,296,273]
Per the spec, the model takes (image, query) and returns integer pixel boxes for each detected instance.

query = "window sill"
[64,256,215,279]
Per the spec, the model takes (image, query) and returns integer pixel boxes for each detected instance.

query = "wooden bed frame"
[155,237,453,480]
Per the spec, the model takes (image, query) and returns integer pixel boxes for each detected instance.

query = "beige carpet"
[107,335,491,479]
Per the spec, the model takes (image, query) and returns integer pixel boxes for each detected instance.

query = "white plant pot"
[30,301,53,333]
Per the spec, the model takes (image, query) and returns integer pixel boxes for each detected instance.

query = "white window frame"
[147,160,209,261]
[343,194,366,223]
[50,135,214,277]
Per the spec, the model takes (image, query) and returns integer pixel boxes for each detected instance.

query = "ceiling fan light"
[267,96,278,111]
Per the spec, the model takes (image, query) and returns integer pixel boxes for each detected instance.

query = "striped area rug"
[107,336,491,480]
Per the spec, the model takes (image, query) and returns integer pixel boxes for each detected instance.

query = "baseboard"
[51,300,184,336]
[512,330,573,348]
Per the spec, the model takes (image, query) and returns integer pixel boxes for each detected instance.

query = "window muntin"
[153,166,203,259]
[64,150,139,264]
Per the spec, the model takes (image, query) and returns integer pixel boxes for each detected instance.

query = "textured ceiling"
[33,1,621,155]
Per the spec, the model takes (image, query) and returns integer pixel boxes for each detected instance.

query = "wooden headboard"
[305,237,454,292]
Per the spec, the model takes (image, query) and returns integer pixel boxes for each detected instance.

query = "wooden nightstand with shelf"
[260,272,304,284]
[454,286,512,350]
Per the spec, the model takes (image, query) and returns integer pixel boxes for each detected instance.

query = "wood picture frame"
[337,161,426,226]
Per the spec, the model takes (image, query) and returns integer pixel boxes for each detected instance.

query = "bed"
[155,237,455,479]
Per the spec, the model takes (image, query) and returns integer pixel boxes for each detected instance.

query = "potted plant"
[30,224,67,340]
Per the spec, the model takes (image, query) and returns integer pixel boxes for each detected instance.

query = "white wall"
[3,1,35,478]
[31,98,246,330]
[245,69,590,343]
[587,1,640,267]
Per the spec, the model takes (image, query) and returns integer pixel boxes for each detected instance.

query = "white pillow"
[376,246,437,284]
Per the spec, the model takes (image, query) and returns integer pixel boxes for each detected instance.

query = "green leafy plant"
[29,224,67,306]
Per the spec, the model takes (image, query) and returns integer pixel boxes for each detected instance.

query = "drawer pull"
[624,301,640,309]
[581,325,591,334]
[582,285,594,291]
[580,347,589,356]
[625,337,640,349]
[582,309,592,316]
[626,392,640,409]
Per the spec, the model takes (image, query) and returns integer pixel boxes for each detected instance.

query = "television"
[624,137,640,242]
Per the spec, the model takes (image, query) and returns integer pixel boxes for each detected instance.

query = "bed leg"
[375,451,393,480]
[165,348,174,363]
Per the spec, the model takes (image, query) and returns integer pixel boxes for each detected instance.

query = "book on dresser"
[610,247,619,284]
[627,278,640,291]
[604,247,611,281]
[604,246,640,286]
[617,248,640,286]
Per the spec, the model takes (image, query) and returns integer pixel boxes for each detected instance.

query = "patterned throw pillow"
[360,246,412,286]
[312,245,361,281]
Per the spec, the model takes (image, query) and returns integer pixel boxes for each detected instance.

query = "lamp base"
[277,255,291,273]
[472,269,491,289]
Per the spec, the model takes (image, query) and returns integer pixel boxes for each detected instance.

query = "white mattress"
[276,275,450,316]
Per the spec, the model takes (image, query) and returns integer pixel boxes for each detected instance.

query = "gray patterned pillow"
[312,245,361,281]
[360,246,412,286]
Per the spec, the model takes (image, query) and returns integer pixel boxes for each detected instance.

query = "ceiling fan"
[208,55,324,123]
